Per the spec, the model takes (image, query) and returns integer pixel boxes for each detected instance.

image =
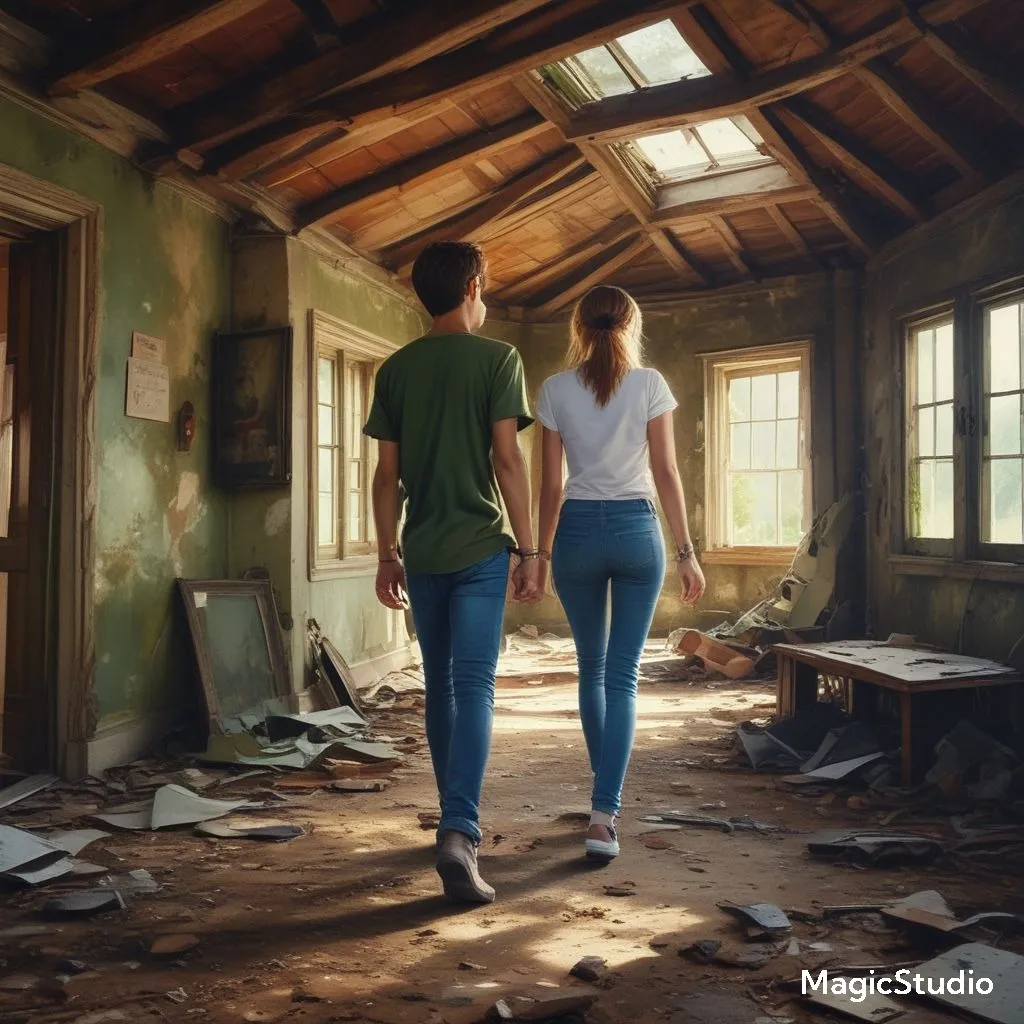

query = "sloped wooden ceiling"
[3,0,1023,313]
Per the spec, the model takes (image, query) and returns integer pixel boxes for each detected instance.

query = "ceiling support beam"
[782,96,929,222]
[766,205,822,266]
[380,149,585,273]
[566,0,990,142]
[48,0,267,96]
[295,111,548,228]
[478,166,602,241]
[289,0,343,38]
[708,215,759,281]
[648,228,715,287]
[535,235,651,317]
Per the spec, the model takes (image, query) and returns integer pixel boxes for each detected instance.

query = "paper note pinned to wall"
[131,332,166,364]
[126,357,170,422]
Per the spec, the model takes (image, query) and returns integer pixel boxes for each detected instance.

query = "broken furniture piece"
[309,618,363,713]
[773,640,1021,786]
[676,629,757,679]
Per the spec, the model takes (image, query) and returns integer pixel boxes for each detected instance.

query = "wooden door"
[0,235,60,769]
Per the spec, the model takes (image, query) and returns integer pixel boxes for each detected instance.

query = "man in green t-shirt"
[364,241,540,904]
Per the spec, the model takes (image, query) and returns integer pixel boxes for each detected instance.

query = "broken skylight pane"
[616,20,710,85]
[572,46,634,98]
[699,118,761,161]
[634,118,770,180]
[635,130,710,176]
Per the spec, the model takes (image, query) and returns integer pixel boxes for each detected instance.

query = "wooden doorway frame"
[0,163,100,777]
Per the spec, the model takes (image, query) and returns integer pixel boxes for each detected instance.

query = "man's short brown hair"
[411,241,487,317]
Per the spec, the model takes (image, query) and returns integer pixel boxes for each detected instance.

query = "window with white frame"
[309,310,396,576]
[704,343,812,559]
[899,285,1024,565]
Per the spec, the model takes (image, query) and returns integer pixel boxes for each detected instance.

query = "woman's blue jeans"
[553,499,665,817]
[406,550,509,844]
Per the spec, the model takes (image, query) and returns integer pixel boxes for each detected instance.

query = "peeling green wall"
[0,95,231,731]
[864,192,1024,662]
[508,276,856,634]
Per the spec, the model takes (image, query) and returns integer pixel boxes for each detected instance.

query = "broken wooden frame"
[178,577,293,734]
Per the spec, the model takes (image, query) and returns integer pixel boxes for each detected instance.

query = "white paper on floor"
[0,825,67,873]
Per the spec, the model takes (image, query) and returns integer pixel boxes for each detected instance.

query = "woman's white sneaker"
[585,826,619,862]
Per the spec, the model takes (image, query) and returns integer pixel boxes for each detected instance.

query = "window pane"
[695,118,762,165]
[730,422,750,469]
[780,470,804,545]
[916,328,934,405]
[989,393,1022,456]
[918,406,935,458]
[934,322,954,403]
[616,20,710,85]
[317,357,334,404]
[915,459,954,539]
[751,374,777,421]
[729,376,751,421]
[318,447,334,493]
[730,472,777,546]
[573,46,633,97]
[635,129,708,175]
[988,458,1024,544]
[777,370,799,417]
[348,492,362,543]
[752,422,777,468]
[317,493,334,547]
[317,403,333,443]
[935,403,954,458]
[777,419,799,468]
[987,302,1021,393]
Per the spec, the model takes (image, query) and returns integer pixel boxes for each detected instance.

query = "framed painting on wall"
[212,326,292,488]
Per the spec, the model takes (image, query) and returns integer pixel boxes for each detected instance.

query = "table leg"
[777,656,795,717]
[900,692,913,788]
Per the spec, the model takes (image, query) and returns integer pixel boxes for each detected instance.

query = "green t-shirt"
[363,332,533,574]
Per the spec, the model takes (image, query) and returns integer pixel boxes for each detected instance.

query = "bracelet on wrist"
[675,544,695,562]
[538,549,551,561]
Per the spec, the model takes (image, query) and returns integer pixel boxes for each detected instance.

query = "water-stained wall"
[0,96,231,736]
[864,191,1024,663]
[508,274,859,634]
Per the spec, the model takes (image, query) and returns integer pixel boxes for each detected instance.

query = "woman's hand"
[677,555,705,606]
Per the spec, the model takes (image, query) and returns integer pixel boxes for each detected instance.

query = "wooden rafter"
[766,205,821,265]
[782,96,930,222]
[479,166,602,241]
[185,0,683,162]
[764,0,999,181]
[380,149,585,273]
[295,111,548,229]
[910,17,1024,126]
[566,0,990,142]
[289,0,342,38]
[535,234,650,317]
[708,215,758,280]
[48,0,266,96]
[493,214,639,301]
[647,228,715,287]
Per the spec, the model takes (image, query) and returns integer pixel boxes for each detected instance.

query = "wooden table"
[773,641,1023,786]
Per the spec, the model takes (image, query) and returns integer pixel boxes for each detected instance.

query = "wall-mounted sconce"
[178,401,196,453]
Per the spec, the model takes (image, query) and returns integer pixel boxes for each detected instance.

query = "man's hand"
[512,556,542,603]
[375,561,409,610]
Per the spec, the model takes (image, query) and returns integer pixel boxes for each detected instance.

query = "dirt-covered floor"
[1,638,1021,1024]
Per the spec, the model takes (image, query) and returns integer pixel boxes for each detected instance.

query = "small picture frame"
[212,326,292,488]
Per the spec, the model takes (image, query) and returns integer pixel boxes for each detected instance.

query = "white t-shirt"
[534,367,678,501]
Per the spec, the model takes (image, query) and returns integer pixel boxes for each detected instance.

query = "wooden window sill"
[701,547,796,567]
[309,554,378,581]
[889,554,1024,584]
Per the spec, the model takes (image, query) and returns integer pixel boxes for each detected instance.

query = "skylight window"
[546,19,710,102]
[632,117,772,182]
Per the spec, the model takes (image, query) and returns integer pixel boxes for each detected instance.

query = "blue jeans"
[553,500,665,817]
[406,550,509,844]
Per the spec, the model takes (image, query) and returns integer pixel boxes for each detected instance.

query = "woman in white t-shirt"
[535,285,705,862]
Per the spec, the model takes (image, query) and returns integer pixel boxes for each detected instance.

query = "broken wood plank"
[783,96,929,222]
[296,111,548,229]
[380,148,585,273]
[566,0,990,142]
[534,234,650,317]
[49,0,265,96]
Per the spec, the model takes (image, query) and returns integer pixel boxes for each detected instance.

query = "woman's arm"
[648,411,705,605]
[539,426,564,555]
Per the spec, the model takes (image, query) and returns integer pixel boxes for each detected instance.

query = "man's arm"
[492,419,540,601]
[371,440,407,609]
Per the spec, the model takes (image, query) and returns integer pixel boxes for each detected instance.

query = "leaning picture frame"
[212,326,292,488]
[178,578,293,733]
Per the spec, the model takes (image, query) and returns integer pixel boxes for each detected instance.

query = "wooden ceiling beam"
[534,234,650,317]
[184,0,683,160]
[708,215,759,280]
[479,166,602,240]
[782,96,929,222]
[289,0,342,38]
[380,148,585,273]
[566,0,990,142]
[762,0,833,49]
[766,204,822,265]
[295,111,547,229]
[493,214,639,301]
[910,16,1024,127]
[48,0,267,97]
[647,228,715,288]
